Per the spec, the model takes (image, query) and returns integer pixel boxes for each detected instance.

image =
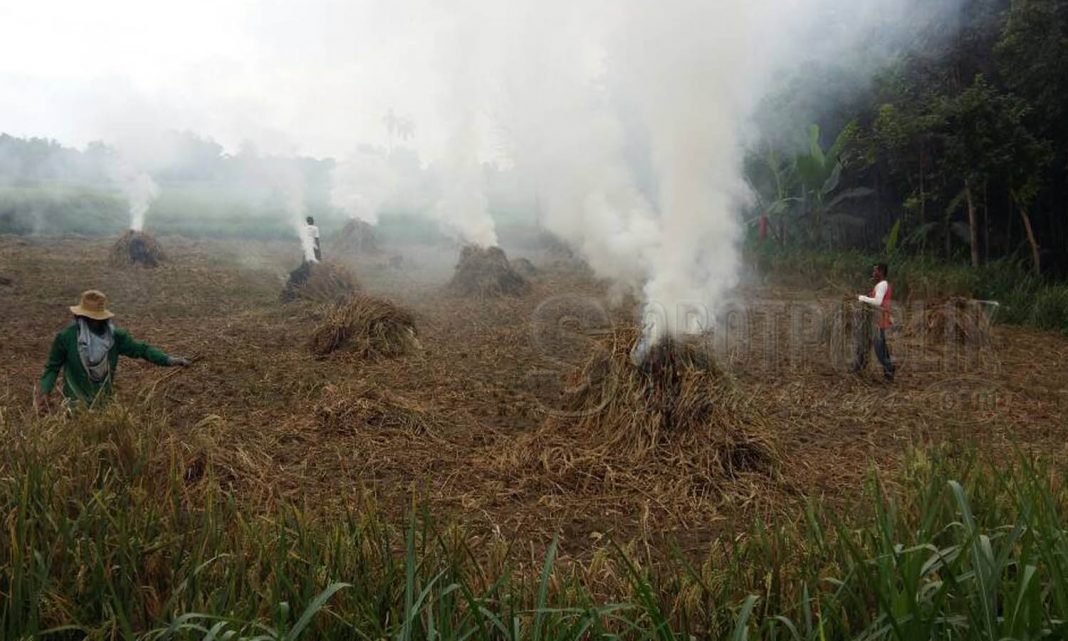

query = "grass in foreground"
[2,403,1067,640]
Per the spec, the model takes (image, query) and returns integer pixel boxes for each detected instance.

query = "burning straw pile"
[333,219,380,255]
[281,261,359,303]
[309,294,419,360]
[110,230,164,268]
[446,245,531,297]
[499,327,777,511]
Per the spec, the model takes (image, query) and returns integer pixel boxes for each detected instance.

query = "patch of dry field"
[2,234,1066,552]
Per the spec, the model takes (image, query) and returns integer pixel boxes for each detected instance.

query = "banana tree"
[761,147,801,247]
[794,123,873,244]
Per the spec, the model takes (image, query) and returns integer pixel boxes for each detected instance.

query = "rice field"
[2,233,1068,639]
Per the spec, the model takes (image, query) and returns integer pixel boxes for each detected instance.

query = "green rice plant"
[891,257,976,300]
[143,582,350,641]
[1028,285,1068,334]
[5,403,1068,640]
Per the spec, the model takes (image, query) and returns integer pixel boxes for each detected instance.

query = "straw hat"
[70,290,115,320]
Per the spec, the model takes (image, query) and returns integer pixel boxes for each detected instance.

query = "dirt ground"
[2,233,1067,552]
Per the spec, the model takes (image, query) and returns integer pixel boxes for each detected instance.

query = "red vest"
[870,282,892,329]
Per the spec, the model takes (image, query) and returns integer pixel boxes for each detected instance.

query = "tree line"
[748,0,1068,277]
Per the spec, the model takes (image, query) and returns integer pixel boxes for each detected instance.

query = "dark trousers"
[854,323,895,378]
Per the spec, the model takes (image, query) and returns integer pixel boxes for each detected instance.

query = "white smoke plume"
[494,1,777,348]
[252,157,316,262]
[428,0,500,248]
[281,172,317,263]
[614,2,777,346]
[492,0,963,351]
[330,148,397,224]
[499,0,659,293]
[431,144,498,248]
[108,160,160,232]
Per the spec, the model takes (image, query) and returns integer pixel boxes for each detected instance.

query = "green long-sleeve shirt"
[40,323,173,405]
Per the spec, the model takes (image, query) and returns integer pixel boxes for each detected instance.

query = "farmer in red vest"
[853,262,895,380]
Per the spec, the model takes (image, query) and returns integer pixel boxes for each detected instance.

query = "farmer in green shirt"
[36,290,191,411]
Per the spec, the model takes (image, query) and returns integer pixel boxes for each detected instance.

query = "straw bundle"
[281,261,359,303]
[503,327,777,504]
[821,298,869,368]
[446,245,530,297]
[334,219,380,255]
[308,294,418,359]
[110,230,164,268]
[511,257,538,278]
[907,297,992,345]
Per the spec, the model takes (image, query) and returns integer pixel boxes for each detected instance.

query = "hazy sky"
[0,0,476,159]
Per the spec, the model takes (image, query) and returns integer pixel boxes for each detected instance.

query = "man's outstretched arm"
[115,330,190,366]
